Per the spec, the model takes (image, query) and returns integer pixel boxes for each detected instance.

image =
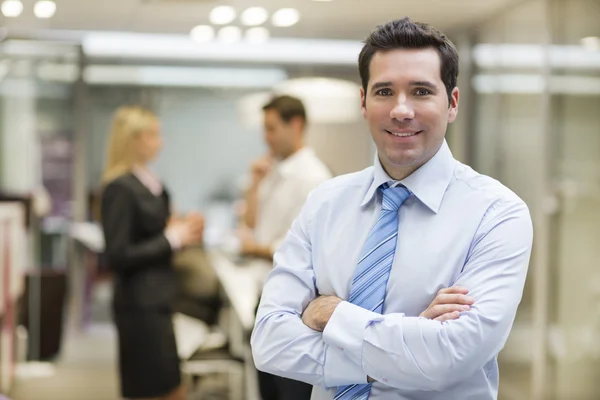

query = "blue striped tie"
[334,183,411,400]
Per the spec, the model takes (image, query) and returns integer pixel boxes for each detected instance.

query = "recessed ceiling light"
[218,26,242,44]
[34,0,57,19]
[246,27,270,44]
[1,0,23,18]
[581,36,600,52]
[272,8,300,28]
[190,25,215,44]
[240,7,268,26]
[210,5,236,25]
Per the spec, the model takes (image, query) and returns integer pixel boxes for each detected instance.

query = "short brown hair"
[262,95,307,126]
[359,17,459,104]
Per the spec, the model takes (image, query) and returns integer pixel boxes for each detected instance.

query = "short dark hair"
[358,17,459,104]
[262,95,307,126]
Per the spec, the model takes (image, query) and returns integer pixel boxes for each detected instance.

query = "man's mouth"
[385,130,421,137]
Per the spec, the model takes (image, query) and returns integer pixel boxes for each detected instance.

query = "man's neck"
[382,164,419,181]
[380,144,442,180]
[280,144,305,161]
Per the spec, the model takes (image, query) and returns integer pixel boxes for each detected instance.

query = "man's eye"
[376,89,393,96]
[415,89,431,96]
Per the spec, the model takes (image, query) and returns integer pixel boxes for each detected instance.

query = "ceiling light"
[1,0,23,17]
[581,36,600,52]
[34,0,56,19]
[190,25,215,44]
[245,27,270,44]
[272,8,300,28]
[210,5,236,25]
[218,26,242,44]
[240,7,268,26]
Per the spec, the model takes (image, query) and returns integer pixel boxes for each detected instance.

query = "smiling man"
[251,17,533,400]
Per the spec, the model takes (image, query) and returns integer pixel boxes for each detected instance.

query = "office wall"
[471,1,548,398]
[549,0,600,398]
[471,0,600,398]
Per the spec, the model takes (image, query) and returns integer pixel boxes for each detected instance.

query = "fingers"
[420,287,475,321]
[437,286,469,295]
[431,293,475,306]
[434,311,461,322]
[422,303,471,319]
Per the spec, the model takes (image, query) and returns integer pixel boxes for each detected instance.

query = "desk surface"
[208,251,271,332]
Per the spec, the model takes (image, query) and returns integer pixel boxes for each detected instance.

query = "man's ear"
[448,87,460,123]
[290,116,305,133]
[360,87,367,118]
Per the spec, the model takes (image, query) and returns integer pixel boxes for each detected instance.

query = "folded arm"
[322,199,533,391]
[253,196,532,392]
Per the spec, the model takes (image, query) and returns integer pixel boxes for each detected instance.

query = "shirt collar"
[132,165,163,196]
[360,140,455,213]
[276,147,313,177]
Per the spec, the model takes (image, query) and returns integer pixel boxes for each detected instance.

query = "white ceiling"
[5,0,519,40]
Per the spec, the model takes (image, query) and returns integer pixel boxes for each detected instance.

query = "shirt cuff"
[164,228,182,250]
[322,301,383,367]
[323,344,367,388]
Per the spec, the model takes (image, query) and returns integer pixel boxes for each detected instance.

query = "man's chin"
[385,152,422,168]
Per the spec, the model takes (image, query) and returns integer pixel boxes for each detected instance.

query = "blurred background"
[0,0,599,399]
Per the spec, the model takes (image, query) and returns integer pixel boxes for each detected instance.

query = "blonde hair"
[101,105,158,185]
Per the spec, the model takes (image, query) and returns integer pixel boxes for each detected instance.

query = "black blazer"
[101,173,177,312]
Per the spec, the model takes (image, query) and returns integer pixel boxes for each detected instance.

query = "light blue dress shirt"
[251,140,533,400]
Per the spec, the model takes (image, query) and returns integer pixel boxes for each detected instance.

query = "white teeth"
[389,131,416,137]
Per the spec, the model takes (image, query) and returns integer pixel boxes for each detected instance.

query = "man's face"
[361,47,459,178]
[263,109,296,159]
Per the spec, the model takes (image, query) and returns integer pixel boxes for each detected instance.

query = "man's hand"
[237,228,274,260]
[238,227,257,254]
[420,286,474,322]
[301,296,343,332]
[250,156,272,186]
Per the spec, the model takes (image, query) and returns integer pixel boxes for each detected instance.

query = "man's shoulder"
[453,162,528,211]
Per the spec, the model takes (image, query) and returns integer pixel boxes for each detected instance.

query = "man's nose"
[390,95,415,120]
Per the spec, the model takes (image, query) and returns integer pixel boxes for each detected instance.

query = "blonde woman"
[100,106,203,400]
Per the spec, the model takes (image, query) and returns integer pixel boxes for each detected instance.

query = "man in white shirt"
[251,17,533,400]
[241,95,332,400]
[240,95,332,261]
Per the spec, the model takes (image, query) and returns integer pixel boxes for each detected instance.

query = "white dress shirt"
[251,140,533,399]
[254,147,332,251]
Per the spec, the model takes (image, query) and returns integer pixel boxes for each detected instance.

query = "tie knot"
[381,185,411,211]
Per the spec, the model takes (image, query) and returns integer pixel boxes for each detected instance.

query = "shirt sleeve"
[322,199,533,391]
[251,192,367,388]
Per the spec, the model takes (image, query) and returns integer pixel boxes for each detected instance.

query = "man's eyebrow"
[370,81,393,92]
[409,80,438,89]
